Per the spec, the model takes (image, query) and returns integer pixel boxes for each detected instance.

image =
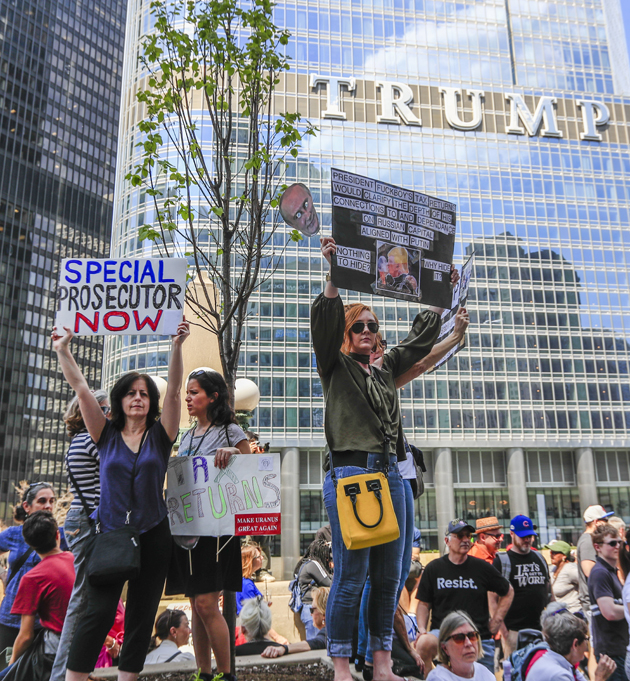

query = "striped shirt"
[66,430,100,511]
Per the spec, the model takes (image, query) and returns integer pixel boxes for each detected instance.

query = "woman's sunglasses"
[101,405,111,416]
[445,631,479,645]
[350,321,379,334]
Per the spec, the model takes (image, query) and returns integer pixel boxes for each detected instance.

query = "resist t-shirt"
[493,550,549,631]
[12,552,75,633]
[417,554,510,639]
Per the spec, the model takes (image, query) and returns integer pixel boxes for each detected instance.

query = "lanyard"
[184,424,213,457]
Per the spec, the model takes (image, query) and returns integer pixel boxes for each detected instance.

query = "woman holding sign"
[166,368,250,681]
[313,236,455,681]
[51,319,189,681]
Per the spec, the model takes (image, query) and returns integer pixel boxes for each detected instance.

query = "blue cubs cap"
[445,518,475,536]
[510,515,538,537]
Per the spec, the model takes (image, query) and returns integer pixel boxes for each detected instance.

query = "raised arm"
[395,307,469,387]
[52,326,106,443]
[160,319,190,441]
[321,236,339,299]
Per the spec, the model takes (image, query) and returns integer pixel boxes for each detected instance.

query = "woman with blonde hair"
[427,611,493,680]
[314,236,451,681]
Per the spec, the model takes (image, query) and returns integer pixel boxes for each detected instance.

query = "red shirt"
[12,551,75,633]
[468,542,496,564]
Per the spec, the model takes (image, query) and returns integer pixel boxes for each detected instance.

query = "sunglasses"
[101,405,111,416]
[350,321,379,334]
[310,607,317,614]
[550,607,587,622]
[446,631,479,645]
[601,539,624,548]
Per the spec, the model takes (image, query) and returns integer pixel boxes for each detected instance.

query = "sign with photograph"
[55,258,187,336]
[330,168,456,308]
[166,453,282,537]
[431,253,475,371]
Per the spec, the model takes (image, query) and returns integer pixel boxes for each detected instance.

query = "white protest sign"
[166,453,282,536]
[55,258,187,336]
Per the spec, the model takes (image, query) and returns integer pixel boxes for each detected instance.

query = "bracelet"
[106,640,116,651]
[282,644,289,654]
[325,272,331,282]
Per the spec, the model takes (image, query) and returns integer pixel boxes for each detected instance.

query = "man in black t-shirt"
[588,523,629,681]
[415,518,513,674]
[491,514,552,658]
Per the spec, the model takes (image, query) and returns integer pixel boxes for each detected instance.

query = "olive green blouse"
[311,293,441,461]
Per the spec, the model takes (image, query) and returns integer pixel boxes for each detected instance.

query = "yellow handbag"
[336,471,400,550]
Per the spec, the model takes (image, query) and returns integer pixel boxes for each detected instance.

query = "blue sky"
[623,2,630,57]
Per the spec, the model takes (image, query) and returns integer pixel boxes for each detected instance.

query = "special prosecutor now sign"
[55,258,187,336]
[166,453,282,536]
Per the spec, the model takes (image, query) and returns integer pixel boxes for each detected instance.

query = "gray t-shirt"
[177,423,247,458]
[577,531,597,609]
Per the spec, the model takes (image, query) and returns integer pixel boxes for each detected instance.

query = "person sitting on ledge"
[261,587,329,658]
[235,597,285,657]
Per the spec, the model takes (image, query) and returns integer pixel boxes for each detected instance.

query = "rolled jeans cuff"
[327,637,354,658]
[369,632,393,653]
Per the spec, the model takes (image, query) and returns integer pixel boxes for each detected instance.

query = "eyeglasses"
[601,539,623,548]
[310,607,317,614]
[101,405,111,416]
[350,321,379,334]
[450,533,472,541]
[483,533,503,540]
[445,631,479,645]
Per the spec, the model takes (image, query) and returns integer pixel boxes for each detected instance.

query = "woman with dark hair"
[314,236,449,681]
[166,368,250,681]
[144,609,195,665]
[0,483,63,670]
[52,318,189,681]
[50,390,109,681]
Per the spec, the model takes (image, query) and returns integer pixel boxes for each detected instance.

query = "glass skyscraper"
[0,0,126,519]
[111,0,629,563]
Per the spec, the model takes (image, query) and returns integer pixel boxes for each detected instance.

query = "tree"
[127,0,316,396]
[126,0,316,672]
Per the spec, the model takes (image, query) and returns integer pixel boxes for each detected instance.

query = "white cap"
[583,505,614,523]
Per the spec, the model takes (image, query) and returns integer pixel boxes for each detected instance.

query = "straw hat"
[475,516,501,534]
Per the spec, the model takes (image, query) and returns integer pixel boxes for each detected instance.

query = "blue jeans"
[479,638,496,674]
[323,454,405,658]
[357,478,414,665]
[601,653,628,681]
[300,605,319,640]
[50,507,93,681]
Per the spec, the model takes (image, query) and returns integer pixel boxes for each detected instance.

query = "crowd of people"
[0,234,628,681]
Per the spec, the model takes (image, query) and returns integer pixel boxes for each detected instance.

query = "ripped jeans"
[322,453,405,658]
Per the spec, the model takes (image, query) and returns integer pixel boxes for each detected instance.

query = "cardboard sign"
[331,168,456,308]
[55,258,187,336]
[431,253,475,371]
[166,453,282,537]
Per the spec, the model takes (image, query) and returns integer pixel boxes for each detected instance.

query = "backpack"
[288,564,304,614]
[508,639,549,681]
[496,550,552,605]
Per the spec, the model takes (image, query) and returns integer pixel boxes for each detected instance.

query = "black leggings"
[67,516,171,674]
[0,623,19,671]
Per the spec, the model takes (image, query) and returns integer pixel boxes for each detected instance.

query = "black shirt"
[588,557,629,657]
[417,554,510,639]
[492,550,549,631]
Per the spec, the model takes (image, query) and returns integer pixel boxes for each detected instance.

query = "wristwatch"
[325,272,331,282]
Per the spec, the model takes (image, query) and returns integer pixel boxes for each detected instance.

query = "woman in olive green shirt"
[312,236,447,681]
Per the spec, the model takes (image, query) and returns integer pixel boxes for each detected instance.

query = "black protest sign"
[431,253,474,371]
[330,168,456,308]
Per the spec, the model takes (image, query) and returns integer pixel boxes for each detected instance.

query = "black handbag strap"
[6,547,35,586]
[165,651,182,662]
[65,453,95,524]
[96,428,149,532]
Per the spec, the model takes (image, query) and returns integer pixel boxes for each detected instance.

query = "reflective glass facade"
[0,0,126,519]
[112,0,629,551]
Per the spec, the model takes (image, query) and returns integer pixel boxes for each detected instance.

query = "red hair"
[341,304,379,355]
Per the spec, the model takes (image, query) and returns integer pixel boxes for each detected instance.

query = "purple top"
[93,419,173,534]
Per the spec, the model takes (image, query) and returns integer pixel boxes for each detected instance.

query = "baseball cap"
[445,518,475,536]
[583,505,614,523]
[544,540,572,556]
[475,516,501,534]
[510,515,538,538]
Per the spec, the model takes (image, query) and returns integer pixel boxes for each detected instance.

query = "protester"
[415,519,513,674]
[262,587,329,658]
[588,523,629,680]
[618,527,630,679]
[578,505,614,615]
[166,368,249,681]
[236,545,287,646]
[314,235,448,681]
[50,390,110,681]
[144,609,195,665]
[526,602,617,681]
[0,483,65,671]
[426,610,494,680]
[468,517,503,564]
[1,511,74,681]
[545,540,580,612]
[491,514,552,658]
[235,597,285,656]
[294,540,332,639]
[52,318,189,681]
